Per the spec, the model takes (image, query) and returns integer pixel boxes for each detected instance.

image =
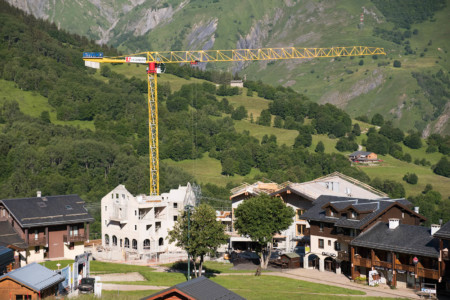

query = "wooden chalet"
[300,195,425,275]
[433,221,450,293]
[351,220,445,291]
[0,262,64,299]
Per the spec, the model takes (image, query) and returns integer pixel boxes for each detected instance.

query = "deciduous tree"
[168,204,228,278]
[233,195,294,272]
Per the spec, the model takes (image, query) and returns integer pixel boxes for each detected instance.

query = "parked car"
[78,277,95,294]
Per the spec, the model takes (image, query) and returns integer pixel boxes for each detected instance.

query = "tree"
[371,113,384,126]
[352,123,361,136]
[434,157,450,177]
[315,141,325,153]
[403,172,418,184]
[393,60,402,68]
[40,111,51,123]
[404,132,422,149]
[231,105,247,120]
[234,195,294,272]
[168,204,228,278]
[257,109,272,126]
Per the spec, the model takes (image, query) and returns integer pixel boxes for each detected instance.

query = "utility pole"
[185,204,193,280]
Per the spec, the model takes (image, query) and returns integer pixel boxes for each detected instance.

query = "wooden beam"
[351,246,355,280]
[371,249,375,270]
[391,251,397,288]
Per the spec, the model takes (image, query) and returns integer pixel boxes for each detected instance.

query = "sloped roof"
[434,221,450,239]
[282,253,300,259]
[143,276,245,300]
[270,172,387,200]
[349,151,374,157]
[1,194,94,228]
[0,221,27,249]
[351,222,440,258]
[0,246,14,270]
[300,195,418,230]
[0,263,64,291]
[231,181,280,200]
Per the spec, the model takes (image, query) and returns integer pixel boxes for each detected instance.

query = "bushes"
[434,157,450,177]
[404,132,422,149]
[393,60,402,68]
[403,173,418,184]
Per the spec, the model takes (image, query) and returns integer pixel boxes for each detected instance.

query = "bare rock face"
[7,0,50,19]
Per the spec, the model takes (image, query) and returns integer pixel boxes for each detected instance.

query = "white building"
[101,183,196,260]
[229,173,387,253]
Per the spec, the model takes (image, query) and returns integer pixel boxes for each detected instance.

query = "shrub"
[403,173,418,184]
[393,60,402,68]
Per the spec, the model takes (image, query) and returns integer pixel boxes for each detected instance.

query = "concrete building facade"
[101,183,196,260]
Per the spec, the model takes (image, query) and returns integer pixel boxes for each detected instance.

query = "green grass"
[234,120,298,147]
[226,91,270,118]
[211,275,365,299]
[41,260,154,274]
[357,154,450,199]
[76,290,161,299]
[163,152,264,187]
[0,79,95,130]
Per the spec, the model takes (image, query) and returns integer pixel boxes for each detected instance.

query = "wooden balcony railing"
[373,260,392,269]
[418,268,439,280]
[64,233,87,243]
[28,237,47,246]
[353,257,371,268]
[396,264,414,272]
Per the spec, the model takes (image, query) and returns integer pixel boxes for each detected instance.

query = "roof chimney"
[389,218,400,229]
[431,224,441,236]
[37,191,42,198]
[414,206,419,214]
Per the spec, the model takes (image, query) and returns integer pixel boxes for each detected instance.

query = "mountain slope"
[6,0,450,135]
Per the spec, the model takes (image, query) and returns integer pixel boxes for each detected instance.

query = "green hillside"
[7,0,449,135]
[0,0,448,232]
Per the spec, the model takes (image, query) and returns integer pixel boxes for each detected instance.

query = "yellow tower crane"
[83,46,386,196]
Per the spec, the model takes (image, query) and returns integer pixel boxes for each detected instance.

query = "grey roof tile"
[0,262,64,291]
[0,221,27,249]
[144,276,246,300]
[434,221,450,239]
[1,195,94,227]
[350,222,440,258]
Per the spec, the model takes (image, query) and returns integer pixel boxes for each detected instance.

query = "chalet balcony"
[396,263,414,272]
[336,235,352,244]
[353,257,371,268]
[28,237,47,246]
[418,268,440,280]
[64,233,88,243]
[373,260,392,269]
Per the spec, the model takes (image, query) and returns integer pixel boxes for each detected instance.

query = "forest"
[0,1,448,236]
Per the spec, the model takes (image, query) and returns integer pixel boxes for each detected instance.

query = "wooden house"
[0,263,64,299]
[280,253,301,269]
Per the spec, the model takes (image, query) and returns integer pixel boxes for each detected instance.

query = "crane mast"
[83,46,386,196]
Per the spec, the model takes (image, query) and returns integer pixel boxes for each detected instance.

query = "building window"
[15,295,31,300]
[105,206,107,212]
[2,209,5,217]
[328,240,331,246]
[173,215,178,221]
[135,210,137,216]
[319,239,324,249]
[34,229,39,240]
[116,193,119,199]
[143,239,150,250]
[173,203,178,209]
[132,239,137,250]
[319,223,324,232]
[111,194,114,199]
[159,237,164,246]
[350,229,356,237]
[69,242,74,250]
[335,242,341,251]
[112,235,117,246]
[296,209,304,220]
[105,234,109,245]
[105,220,107,225]
[124,238,130,248]
[351,211,357,219]
[135,225,137,231]
[296,224,306,236]
[122,194,125,199]
[71,225,78,236]
[120,239,123,247]
[35,246,40,253]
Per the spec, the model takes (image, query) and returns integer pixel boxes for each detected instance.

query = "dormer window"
[350,211,357,219]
